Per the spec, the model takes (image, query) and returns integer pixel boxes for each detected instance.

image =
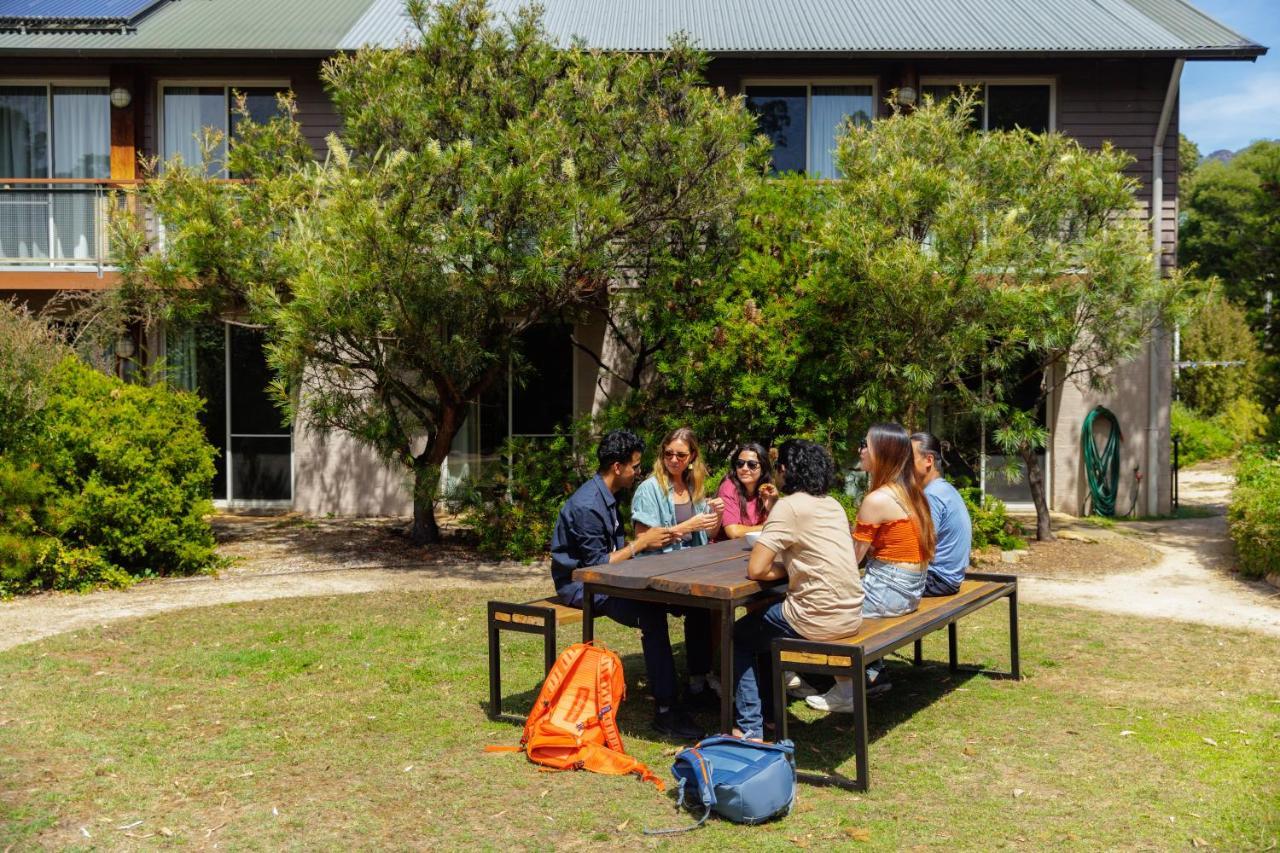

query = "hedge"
[1227,447,1280,580]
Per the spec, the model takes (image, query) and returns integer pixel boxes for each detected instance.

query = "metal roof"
[342,0,1265,58]
[0,0,165,22]
[0,0,373,53]
[0,0,1264,58]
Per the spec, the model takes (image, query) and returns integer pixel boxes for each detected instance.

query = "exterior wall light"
[114,335,136,360]
[895,86,918,107]
[110,87,132,109]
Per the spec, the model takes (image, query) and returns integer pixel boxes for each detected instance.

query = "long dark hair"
[867,423,936,561]
[725,442,774,519]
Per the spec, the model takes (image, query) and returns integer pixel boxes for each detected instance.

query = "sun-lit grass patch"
[1,589,1276,849]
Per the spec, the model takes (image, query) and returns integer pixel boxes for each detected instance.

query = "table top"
[573,539,785,600]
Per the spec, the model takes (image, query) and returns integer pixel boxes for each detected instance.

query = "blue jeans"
[557,581,711,707]
[862,558,926,617]
[923,571,961,597]
[732,601,800,739]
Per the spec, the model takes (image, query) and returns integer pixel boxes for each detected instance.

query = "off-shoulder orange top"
[853,518,926,565]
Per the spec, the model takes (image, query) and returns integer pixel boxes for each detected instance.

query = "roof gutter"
[1147,57,1183,517]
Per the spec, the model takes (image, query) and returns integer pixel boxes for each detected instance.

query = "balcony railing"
[0,178,137,274]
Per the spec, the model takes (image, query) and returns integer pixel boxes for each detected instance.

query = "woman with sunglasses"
[632,427,724,553]
[631,426,723,706]
[806,422,936,714]
[714,442,779,542]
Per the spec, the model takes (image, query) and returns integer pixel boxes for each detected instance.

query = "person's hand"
[707,497,726,516]
[759,483,779,510]
[694,512,720,532]
[636,526,678,551]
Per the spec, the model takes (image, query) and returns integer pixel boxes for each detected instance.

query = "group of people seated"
[549,423,973,742]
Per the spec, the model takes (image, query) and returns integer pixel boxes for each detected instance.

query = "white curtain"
[0,86,49,259]
[163,87,227,175]
[52,86,109,259]
[809,86,873,180]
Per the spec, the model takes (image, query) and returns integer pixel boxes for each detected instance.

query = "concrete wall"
[292,415,414,517]
[1050,331,1173,517]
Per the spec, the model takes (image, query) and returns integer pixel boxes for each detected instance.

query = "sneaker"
[705,672,722,698]
[784,670,820,699]
[805,679,855,714]
[653,708,704,741]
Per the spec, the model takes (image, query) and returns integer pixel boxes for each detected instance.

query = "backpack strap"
[595,649,627,754]
[643,779,713,836]
[521,641,591,745]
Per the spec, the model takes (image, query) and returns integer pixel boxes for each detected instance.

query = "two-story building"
[0,0,1265,518]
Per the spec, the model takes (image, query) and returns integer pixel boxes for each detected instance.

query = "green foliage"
[0,301,69,455]
[1178,133,1201,197]
[110,0,764,544]
[959,487,1027,550]
[1181,141,1280,359]
[447,421,597,561]
[1177,291,1262,416]
[1171,400,1266,466]
[1228,446,1280,579]
[0,358,220,595]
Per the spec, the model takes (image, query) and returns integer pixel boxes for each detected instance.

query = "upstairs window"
[744,82,875,178]
[161,83,287,176]
[921,80,1054,134]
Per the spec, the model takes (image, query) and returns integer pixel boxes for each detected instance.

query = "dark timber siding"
[708,56,1180,268]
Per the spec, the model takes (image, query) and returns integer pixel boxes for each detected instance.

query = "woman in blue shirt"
[631,426,724,703]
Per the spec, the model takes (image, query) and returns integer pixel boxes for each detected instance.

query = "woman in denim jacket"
[632,427,725,553]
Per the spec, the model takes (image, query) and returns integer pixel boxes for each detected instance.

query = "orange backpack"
[486,641,663,790]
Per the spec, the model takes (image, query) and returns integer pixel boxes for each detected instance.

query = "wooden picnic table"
[573,538,787,734]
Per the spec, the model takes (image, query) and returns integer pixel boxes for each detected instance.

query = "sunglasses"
[858,439,868,450]
[663,450,691,461]
[733,459,761,470]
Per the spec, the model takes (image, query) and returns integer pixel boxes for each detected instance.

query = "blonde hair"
[652,427,709,503]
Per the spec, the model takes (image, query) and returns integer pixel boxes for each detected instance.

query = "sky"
[1180,0,1278,153]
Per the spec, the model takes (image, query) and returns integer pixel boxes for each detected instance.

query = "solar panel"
[0,0,167,23]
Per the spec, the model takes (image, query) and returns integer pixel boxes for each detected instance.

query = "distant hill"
[1203,148,1235,165]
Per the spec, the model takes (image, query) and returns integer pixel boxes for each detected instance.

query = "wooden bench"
[770,572,1020,791]
[487,597,582,718]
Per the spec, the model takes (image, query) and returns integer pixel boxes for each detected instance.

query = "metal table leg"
[719,600,734,734]
[582,583,596,643]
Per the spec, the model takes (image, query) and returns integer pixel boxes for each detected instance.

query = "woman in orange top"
[807,421,936,713]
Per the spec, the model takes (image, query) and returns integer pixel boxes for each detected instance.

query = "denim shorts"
[862,556,927,617]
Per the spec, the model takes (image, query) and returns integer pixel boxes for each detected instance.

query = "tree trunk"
[1020,443,1055,542]
[410,459,441,546]
[408,402,465,547]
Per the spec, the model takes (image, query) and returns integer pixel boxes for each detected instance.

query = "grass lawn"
[1,587,1277,850]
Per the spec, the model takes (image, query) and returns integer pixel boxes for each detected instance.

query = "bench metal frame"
[487,600,580,718]
[770,572,1020,791]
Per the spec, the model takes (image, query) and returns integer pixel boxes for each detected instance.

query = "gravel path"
[1019,463,1280,637]
[2,463,1277,652]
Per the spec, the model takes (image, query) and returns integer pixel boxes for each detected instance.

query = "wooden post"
[109,66,138,182]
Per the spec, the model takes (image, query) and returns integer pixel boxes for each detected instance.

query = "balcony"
[0,178,134,277]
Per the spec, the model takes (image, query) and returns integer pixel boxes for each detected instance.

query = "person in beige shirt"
[731,439,863,741]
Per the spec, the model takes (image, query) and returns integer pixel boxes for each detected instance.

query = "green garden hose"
[1082,406,1122,517]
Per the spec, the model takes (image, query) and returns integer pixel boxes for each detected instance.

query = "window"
[744,82,875,178]
[160,83,286,175]
[921,81,1054,134]
[0,82,109,261]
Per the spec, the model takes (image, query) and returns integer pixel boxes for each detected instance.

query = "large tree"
[110,0,763,543]
[621,91,1174,538]
[1181,140,1280,356]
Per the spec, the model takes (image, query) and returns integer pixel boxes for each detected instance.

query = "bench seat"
[487,596,582,718]
[771,571,1020,791]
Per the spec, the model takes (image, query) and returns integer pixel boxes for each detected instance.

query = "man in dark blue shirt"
[551,429,706,740]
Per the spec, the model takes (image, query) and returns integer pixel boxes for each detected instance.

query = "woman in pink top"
[715,442,778,541]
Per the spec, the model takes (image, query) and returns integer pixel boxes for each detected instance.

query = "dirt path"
[1019,462,1280,637]
[2,463,1278,652]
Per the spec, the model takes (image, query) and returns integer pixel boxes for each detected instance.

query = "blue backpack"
[646,736,797,834]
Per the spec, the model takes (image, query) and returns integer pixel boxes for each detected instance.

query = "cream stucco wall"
[292,416,414,517]
[1049,330,1172,517]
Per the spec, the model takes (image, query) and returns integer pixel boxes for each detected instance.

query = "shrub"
[1176,292,1261,417]
[0,300,68,455]
[1171,400,1264,466]
[0,357,221,594]
[448,422,596,561]
[1228,446,1280,579]
[958,487,1027,550]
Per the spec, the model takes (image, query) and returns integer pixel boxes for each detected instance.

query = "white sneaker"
[784,670,820,699]
[805,678,856,713]
[705,672,722,698]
